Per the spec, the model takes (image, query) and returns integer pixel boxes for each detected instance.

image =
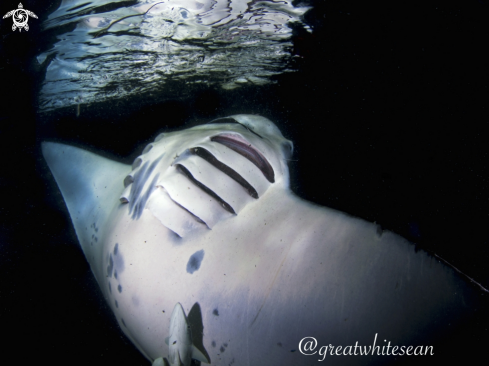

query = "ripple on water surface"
[37,0,311,111]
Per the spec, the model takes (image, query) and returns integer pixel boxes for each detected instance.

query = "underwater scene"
[1,1,488,365]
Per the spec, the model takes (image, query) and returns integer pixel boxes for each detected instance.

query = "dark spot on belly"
[186,250,205,274]
[115,300,118,308]
[220,346,225,352]
[212,341,216,347]
[118,284,122,293]
[107,255,114,277]
[213,308,219,316]
[114,243,119,255]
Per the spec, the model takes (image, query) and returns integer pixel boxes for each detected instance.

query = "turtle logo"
[3,3,37,32]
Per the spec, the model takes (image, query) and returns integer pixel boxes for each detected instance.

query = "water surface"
[37,0,311,111]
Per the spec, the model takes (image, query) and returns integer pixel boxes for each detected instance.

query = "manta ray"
[42,115,480,365]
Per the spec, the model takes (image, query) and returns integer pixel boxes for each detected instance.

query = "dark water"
[1,0,488,365]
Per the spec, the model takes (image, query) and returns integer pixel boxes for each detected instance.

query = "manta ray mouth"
[210,133,275,183]
[208,117,264,139]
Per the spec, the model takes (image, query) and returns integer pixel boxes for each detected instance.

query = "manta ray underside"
[43,115,482,365]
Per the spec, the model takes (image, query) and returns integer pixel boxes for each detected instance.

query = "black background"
[1,0,488,365]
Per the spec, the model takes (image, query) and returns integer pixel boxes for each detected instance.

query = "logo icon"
[3,3,37,32]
